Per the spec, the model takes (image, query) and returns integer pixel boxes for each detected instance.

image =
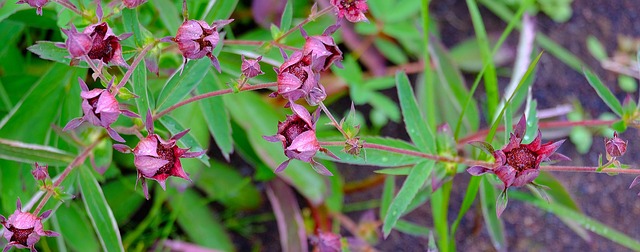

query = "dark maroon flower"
[171,19,233,73]
[605,132,627,158]
[301,25,343,72]
[330,0,368,23]
[113,112,205,199]
[31,163,49,181]
[241,55,264,79]
[122,0,146,8]
[63,78,139,142]
[263,103,338,176]
[270,50,326,106]
[57,23,131,67]
[467,116,568,216]
[16,0,49,15]
[1,199,58,252]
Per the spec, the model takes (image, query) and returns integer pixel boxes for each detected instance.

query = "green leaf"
[374,38,408,65]
[154,0,180,33]
[156,59,211,111]
[280,0,293,31]
[131,58,152,116]
[26,41,88,68]
[466,0,499,120]
[122,8,144,47]
[0,2,29,23]
[0,138,74,166]
[158,115,210,166]
[202,0,239,20]
[395,219,430,237]
[449,176,480,243]
[78,167,124,252]
[511,192,640,251]
[103,176,145,224]
[396,71,435,153]
[618,75,637,93]
[197,70,233,160]
[586,36,608,61]
[380,175,395,218]
[382,160,434,237]
[170,189,234,251]
[266,178,307,252]
[583,68,623,117]
[522,99,538,144]
[480,177,507,252]
[195,160,262,210]
[56,202,100,252]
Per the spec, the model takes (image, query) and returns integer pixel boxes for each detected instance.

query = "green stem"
[319,101,349,139]
[421,0,436,129]
[274,6,333,43]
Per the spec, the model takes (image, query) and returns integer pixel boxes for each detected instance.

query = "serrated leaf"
[78,167,124,252]
[396,71,435,153]
[156,59,211,111]
[382,160,434,237]
[27,41,88,68]
[158,115,210,166]
[583,68,623,117]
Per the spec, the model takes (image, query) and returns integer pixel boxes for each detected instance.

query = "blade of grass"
[583,68,623,117]
[466,0,499,121]
[480,177,507,252]
[421,0,436,129]
[431,179,452,251]
[453,2,528,138]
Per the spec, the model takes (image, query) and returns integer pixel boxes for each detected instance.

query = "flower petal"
[106,127,125,142]
[112,144,132,153]
[512,169,540,187]
[134,136,159,157]
[496,189,508,218]
[466,166,492,176]
[63,117,84,131]
[275,159,291,173]
[311,160,333,176]
[134,156,168,177]
[494,165,516,188]
[514,115,527,138]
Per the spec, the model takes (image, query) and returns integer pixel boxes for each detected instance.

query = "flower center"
[8,225,34,246]
[505,146,536,172]
[87,96,102,120]
[282,117,310,146]
[155,141,176,175]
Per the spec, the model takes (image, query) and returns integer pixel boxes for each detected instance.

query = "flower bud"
[301,25,343,72]
[172,19,233,72]
[605,132,627,158]
[31,163,49,181]
[122,0,146,8]
[241,55,264,78]
[271,50,326,105]
[1,199,59,252]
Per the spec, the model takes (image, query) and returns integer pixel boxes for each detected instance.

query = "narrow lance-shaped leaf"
[0,138,74,166]
[396,71,435,153]
[156,59,210,111]
[197,69,233,160]
[78,167,125,252]
[383,160,434,237]
[583,68,623,117]
[279,1,293,31]
[480,177,507,252]
[266,178,308,252]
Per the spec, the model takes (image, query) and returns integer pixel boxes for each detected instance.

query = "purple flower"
[467,116,568,216]
[271,50,326,106]
[63,78,139,142]
[605,132,627,158]
[58,23,131,67]
[16,0,49,15]
[241,55,264,79]
[113,112,205,199]
[31,163,49,181]
[263,103,338,176]
[171,19,233,73]
[301,25,343,72]
[122,0,146,8]
[330,0,369,23]
[1,199,59,252]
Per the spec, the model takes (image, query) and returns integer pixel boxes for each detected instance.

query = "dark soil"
[340,1,640,251]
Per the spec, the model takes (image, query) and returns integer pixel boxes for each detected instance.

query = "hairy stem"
[153,82,278,120]
[33,137,104,215]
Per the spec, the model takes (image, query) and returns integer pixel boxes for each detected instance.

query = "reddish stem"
[153,82,278,120]
[33,137,104,215]
[115,43,155,91]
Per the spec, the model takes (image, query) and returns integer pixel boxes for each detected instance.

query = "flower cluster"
[63,78,138,142]
[114,112,205,199]
[1,199,58,252]
[467,116,568,216]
